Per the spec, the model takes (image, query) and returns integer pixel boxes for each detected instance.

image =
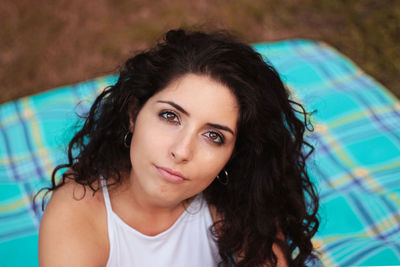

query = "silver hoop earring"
[216,170,229,185]
[124,131,132,148]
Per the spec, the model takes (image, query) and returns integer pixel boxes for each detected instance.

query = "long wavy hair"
[37,28,319,266]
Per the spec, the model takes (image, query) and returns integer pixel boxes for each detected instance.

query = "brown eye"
[204,131,224,145]
[160,111,180,123]
[210,132,218,140]
[167,113,175,120]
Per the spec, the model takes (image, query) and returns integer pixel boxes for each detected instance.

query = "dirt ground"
[1,0,399,104]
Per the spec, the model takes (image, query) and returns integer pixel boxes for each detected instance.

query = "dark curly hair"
[37,28,319,266]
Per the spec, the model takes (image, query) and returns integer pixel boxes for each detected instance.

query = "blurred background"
[1,0,399,104]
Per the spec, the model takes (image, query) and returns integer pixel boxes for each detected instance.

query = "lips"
[155,165,187,183]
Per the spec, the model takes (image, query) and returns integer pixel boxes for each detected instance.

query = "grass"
[1,0,399,104]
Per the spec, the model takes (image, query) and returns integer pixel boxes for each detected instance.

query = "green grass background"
[1,0,399,104]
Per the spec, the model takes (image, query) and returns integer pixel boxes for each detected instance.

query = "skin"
[102,74,239,236]
[38,74,288,266]
[126,74,237,214]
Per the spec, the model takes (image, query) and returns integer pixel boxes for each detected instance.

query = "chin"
[145,181,187,206]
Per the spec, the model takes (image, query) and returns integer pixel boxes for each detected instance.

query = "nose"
[169,130,195,163]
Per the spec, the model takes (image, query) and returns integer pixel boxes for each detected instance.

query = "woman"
[38,28,319,266]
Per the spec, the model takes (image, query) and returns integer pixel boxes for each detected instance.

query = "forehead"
[150,74,239,127]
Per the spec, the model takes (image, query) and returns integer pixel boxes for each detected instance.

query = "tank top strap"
[100,176,113,213]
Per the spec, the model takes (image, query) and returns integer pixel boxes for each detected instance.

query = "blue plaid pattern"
[1,40,399,266]
[254,40,400,266]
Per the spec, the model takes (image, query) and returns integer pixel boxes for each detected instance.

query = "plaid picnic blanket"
[1,40,399,266]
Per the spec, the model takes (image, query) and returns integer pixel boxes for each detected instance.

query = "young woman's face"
[128,74,239,207]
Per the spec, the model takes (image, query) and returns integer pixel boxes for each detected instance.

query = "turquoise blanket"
[1,40,399,266]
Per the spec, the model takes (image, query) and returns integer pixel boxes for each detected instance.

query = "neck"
[109,173,193,236]
[130,180,185,216]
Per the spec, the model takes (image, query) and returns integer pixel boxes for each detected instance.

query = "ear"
[128,117,135,132]
[128,109,137,133]
[127,97,139,132]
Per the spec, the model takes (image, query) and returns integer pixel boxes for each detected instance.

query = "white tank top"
[101,178,221,267]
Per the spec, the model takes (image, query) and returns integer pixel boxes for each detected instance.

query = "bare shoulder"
[39,179,108,267]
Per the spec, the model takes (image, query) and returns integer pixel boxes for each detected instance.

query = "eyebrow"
[205,123,235,136]
[156,100,235,136]
[157,100,190,116]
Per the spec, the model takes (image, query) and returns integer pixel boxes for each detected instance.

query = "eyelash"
[158,110,225,145]
[159,110,180,124]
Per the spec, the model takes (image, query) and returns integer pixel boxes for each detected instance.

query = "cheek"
[194,149,232,184]
[129,117,169,163]
[130,118,152,163]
